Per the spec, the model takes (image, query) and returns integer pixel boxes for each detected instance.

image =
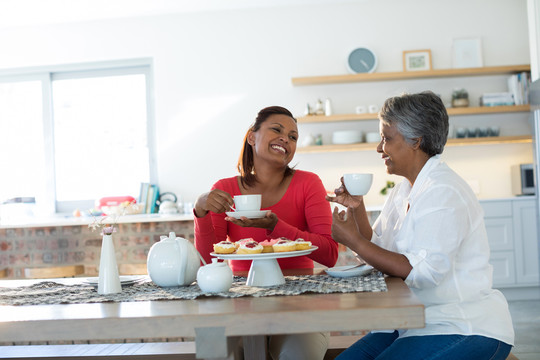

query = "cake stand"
[211,246,318,287]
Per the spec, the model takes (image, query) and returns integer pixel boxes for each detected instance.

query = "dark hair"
[237,106,297,188]
[379,91,449,157]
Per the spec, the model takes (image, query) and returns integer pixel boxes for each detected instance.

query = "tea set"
[146,231,233,293]
[225,194,266,219]
[146,187,372,291]
[147,195,265,292]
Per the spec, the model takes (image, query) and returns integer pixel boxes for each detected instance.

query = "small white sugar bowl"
[197,258,233,293]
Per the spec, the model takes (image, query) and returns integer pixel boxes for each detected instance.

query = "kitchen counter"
[0,213,194,229]
[362,195,536,213]
[2,196,535,230]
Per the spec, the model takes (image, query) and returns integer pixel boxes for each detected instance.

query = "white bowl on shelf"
[365,132,381,143]
[332,130,363,144]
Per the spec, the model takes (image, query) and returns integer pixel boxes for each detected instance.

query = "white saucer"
[226,210,267,219]
[83,275,145,287]
[325,264,374,278]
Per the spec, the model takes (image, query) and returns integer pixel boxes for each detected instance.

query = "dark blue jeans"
[335,331,512,360]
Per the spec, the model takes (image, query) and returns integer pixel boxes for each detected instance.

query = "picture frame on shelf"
[452,38,483,68]
[403,49,432,71]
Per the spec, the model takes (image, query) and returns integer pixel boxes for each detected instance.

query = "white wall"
[0,0,531,208]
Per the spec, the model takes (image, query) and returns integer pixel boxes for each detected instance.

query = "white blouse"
[372,155,514,345]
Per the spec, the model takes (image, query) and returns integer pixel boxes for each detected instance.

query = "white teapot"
[147,232,201,287]
[197,258,233,293]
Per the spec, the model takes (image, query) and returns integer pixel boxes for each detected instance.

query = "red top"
[194,170,338,271]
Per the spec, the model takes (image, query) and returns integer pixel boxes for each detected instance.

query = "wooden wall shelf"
[297,105,530,123]
[296,135,532,154]
[291,65,531,86]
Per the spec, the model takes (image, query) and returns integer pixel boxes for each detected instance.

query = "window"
[0,60,155,218]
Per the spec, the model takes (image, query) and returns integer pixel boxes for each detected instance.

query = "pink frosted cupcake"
[259,239,278,253]
[235,238,254,250]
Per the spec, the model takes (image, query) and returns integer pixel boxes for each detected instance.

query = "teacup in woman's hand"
[233,195,262,211]
[343,174,373,195]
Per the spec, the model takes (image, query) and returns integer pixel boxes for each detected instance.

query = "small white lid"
[206,258,226,267]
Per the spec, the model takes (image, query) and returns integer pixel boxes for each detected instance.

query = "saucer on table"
[325,264,374,278]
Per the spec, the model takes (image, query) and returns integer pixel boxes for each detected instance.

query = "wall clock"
[347,47,377,74]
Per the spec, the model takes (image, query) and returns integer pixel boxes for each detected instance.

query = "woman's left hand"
[225,211,278,231]
[326,177,364,209]
[331,206,364,249]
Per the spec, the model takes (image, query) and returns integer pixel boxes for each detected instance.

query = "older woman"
[327,92,514,360]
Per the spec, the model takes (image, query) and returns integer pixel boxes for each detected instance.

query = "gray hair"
[379,91,449,157]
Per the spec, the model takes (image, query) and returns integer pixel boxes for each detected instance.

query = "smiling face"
[377,119,417,178]
[248,114,298,168]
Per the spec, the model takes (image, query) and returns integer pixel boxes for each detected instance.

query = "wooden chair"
[23,265,85,279]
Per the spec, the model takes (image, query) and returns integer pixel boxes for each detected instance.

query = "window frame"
[0,58,157,215]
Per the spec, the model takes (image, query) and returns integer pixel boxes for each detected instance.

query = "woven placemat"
[0,271,386,306]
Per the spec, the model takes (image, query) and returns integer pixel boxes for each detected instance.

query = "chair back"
[24,265,85,279]
[119,263,147,275]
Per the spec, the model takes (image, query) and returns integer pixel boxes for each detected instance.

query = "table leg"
[243,335,268,360]
[194,327,241,359]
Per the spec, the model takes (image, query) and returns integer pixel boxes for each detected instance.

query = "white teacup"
[355,105,367,114]
[234,194,262,212]
[343,174,373,196]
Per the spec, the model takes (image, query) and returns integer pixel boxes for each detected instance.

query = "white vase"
[98,234,122,295]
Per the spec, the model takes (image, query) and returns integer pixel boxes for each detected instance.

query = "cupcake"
[234,238,254,250]
[272,238,296,252]
[213,240,236,254]
[294,238,312,251]
[237,240,264,254]
[259,239,278,253]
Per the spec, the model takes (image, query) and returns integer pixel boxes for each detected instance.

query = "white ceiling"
[0,0,370,28]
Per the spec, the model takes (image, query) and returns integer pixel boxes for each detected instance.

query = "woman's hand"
[225,211,278,231]
[194,189,234,218]
[331,206,365,250]
[325,177,364,209]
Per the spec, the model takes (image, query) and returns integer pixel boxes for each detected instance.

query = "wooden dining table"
[0,269,425,360]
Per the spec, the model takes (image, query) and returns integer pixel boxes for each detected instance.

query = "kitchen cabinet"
[512,199,540,285]
[483,200,516,286]
[481,198,539,298]
[292,65,531,154]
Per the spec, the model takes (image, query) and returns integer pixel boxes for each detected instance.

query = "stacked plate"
[83,275,146,287]
[332,130,363,144]
[365,132,381,143]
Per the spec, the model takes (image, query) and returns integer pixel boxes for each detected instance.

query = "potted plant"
[380,181,395,196]
[452,88,469,107]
